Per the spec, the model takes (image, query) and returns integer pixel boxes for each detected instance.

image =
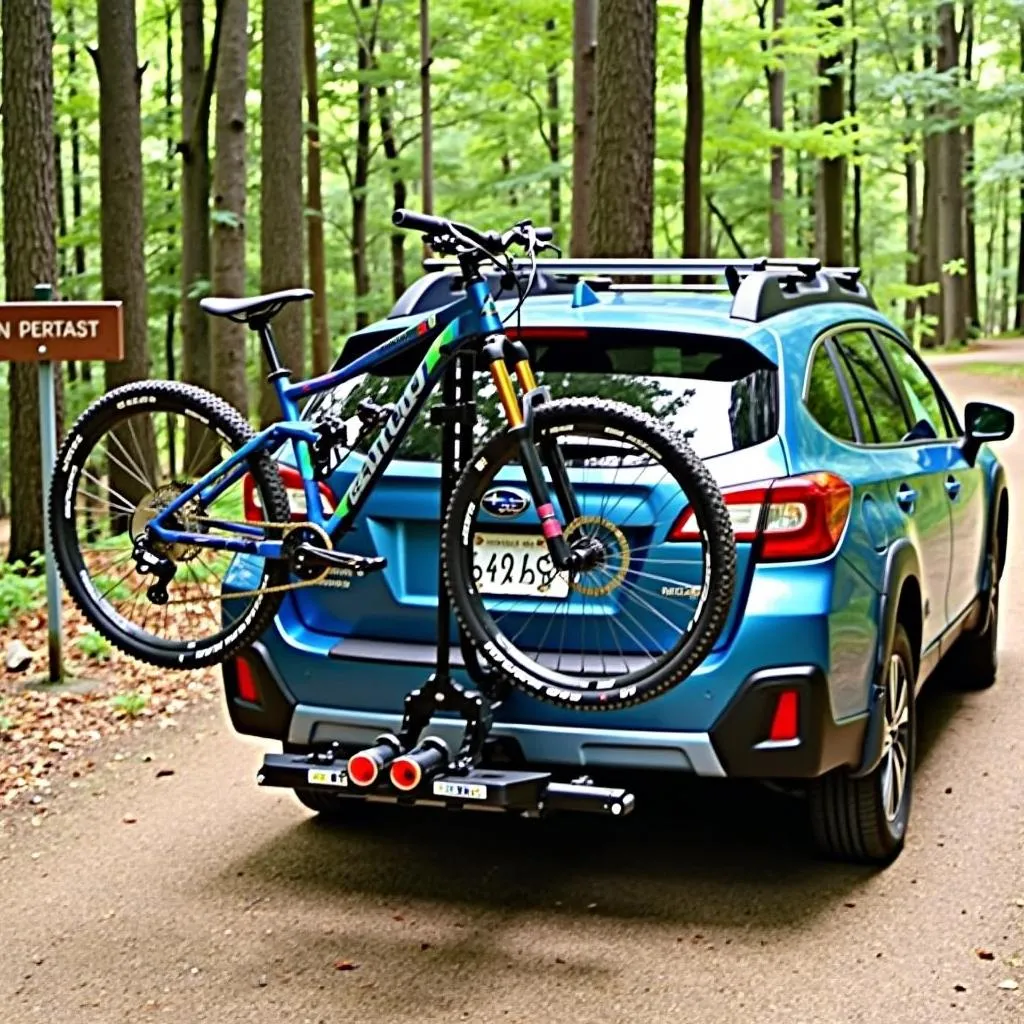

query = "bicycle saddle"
[201,288,313,325]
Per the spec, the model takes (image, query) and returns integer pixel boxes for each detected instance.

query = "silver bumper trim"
[288,705,727,778]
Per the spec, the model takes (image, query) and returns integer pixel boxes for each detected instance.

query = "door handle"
[945,475,962,501]
[895,483,917,514]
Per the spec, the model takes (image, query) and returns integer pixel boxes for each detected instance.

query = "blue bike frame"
[147,279,505,558]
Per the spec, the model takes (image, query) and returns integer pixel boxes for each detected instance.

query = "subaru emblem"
[482,487,530,519]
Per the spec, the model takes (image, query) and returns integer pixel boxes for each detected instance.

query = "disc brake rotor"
[130,483,205,563]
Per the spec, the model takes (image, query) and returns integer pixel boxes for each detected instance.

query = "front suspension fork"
[484,335,581,571]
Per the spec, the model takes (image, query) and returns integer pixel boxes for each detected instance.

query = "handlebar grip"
[392,208,448,235]
[534,226,554,242]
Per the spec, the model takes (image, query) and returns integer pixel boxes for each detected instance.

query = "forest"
[1,0,1022,564]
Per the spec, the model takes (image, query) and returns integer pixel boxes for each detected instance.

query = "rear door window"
[307,332,780,462]
[831,331,910,444]
[805,343,856,441]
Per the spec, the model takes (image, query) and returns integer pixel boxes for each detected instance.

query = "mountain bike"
[50,209,736,712]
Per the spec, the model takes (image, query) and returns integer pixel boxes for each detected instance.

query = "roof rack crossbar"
[422,256,826,278]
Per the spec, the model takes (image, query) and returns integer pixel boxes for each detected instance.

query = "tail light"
[243,465,335,523]
[669,471,852,562]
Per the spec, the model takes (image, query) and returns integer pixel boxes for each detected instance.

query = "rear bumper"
[223,645,866,780]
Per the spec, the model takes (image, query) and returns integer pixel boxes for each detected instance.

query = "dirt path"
[1,367,1022,1024]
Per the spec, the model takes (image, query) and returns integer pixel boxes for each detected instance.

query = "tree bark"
[546,18,561,234]
[68,5,91,380]
[816,0,844,265]
[211,0,249,417]
[420,0,433,218]
[589,0,656,258]
[1001,172,1012,334]
[768,0,786,257]
[351,0,376,332]
[683,0,704,258]
[903,37,918,326]
[919,41,941,335]
[378,71,409,303]
[94,0,151,524]
[2,0,57,561]
[181,0,210,405]
[936,2,967,346]
[259,0,305,426]
[963,0,979,331]
[570,0,597,256]
[304,0,330,375]
[849,0,861,267]
[1016,21,1024,332]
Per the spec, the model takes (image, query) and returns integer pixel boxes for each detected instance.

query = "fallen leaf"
[155,768,175,779]
[844,902,856,909]
[333,960,359,972]
[977,949,996,961]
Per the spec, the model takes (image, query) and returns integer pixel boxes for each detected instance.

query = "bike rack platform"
[258,749,635,818]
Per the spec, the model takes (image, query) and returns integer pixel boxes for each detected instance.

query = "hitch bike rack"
[256,350,636,819]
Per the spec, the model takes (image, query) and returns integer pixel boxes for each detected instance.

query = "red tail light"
[669,472,852,562]
[243,466,335,523]
[768,690,799,741]
[234,658,260,704]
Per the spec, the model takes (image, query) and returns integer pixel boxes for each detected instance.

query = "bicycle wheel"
[443,398,735,711]
[50,380,290,669]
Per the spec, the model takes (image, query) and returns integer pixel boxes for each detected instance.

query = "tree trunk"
[936,2,967,346]
[211,0,249,417]
[1016,21,1024,332]
[351,0,375,331]
[919,41,941,335]
[849,0,861,267]
[378,71,409,303]
[546,18,561,235]
[181,0,211,410]
[1000,172,1012,334]
[2,0,57,561]
[903,39,918,327]
[570,0,597,256]
[683,0,703,258]
[304,0,330,375]
[768,0,786,257]
[68,5,90,380]
[259,0,305,426]
[816,0,844,265]
[963,1,979,332]
[164,5,177,433]
[420,0,433,218]
[589,0,656,258]
[983,182,998,336]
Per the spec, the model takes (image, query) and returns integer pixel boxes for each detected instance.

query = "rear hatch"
[280,328,788,656]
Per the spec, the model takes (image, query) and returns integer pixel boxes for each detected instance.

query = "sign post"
[0,291,123,683]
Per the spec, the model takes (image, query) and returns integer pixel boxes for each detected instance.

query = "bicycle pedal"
[293,543,386,577]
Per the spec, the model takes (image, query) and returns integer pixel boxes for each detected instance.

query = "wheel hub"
[564,515,630,597]
[880,652,911,822]
[130,483,205,563]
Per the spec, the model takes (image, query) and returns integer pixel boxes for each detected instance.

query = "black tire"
[950,534,1001,691]
[809,624,917,865]
[442,398,736,711]
[50,380,290,669]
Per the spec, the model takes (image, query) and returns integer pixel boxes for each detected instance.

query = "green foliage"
[0,555,47,627]
[110,690,148,718]
[74,630,113,662]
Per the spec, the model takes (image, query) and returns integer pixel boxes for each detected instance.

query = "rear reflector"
[243,465,335,522]
[768,690,799,742]
[669,472,852,562]
[346,752,380,787]
[235,658,260,704]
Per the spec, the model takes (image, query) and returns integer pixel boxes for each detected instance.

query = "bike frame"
[147,279,514,559]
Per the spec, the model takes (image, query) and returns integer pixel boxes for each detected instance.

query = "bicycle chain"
[161,516,356,605]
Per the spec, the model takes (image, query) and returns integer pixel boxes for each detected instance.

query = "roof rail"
[416,256,876,323]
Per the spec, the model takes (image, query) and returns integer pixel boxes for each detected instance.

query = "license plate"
[307,768,348,788]
[473,531,569,599]
[433,780,488,801]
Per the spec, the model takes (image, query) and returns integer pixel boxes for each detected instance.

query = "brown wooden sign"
[0,301,123,362]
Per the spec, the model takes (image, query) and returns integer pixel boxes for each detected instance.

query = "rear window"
[305,331,778,462]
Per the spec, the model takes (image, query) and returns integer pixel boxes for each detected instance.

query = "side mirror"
[962,401,1014,465]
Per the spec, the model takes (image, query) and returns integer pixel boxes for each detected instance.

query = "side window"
[805,343,856,441]
[876,334,954,440]
[832,331,909,444]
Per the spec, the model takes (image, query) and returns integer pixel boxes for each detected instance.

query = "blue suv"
[222,264,1013,865]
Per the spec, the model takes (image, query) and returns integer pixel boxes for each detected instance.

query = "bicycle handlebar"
[392,208,554,257]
